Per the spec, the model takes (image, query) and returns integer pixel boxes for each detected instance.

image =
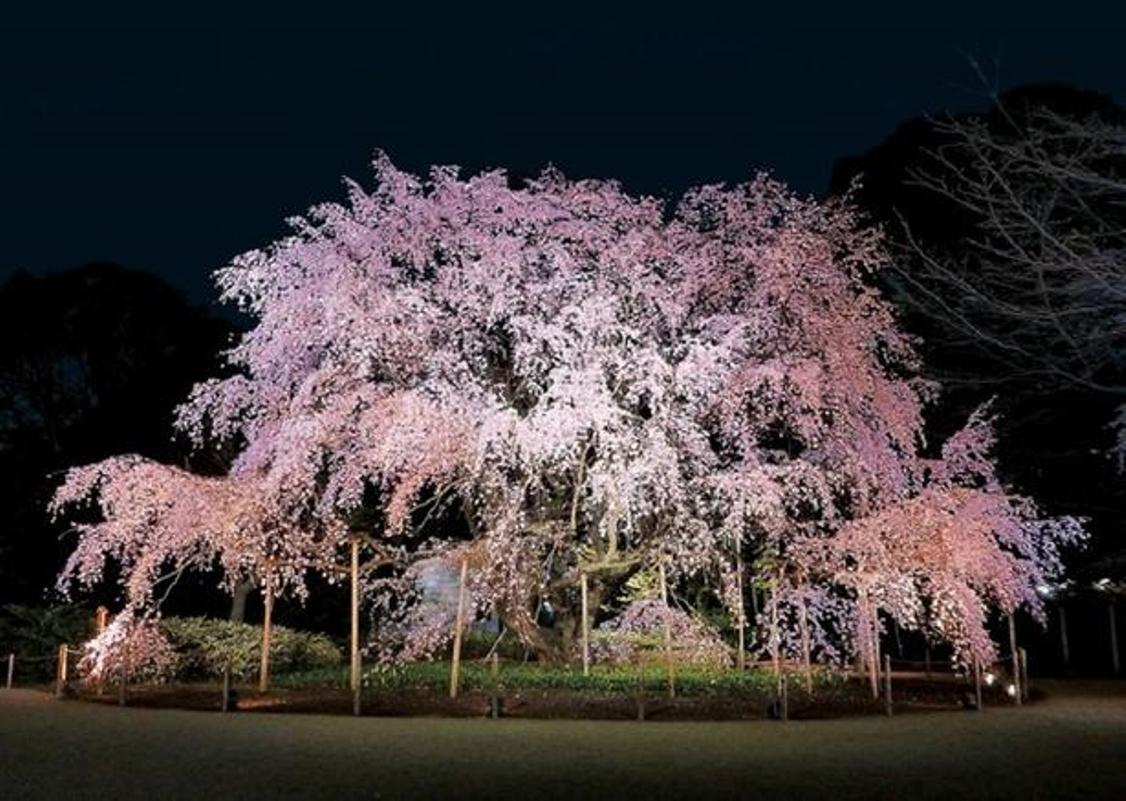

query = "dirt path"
[1,682,1124,799]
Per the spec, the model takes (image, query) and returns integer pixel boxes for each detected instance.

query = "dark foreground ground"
[1,681,1124,800]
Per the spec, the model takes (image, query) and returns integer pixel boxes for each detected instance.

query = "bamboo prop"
[258,570,274,693]
[221,661,231,713]
[580,572,591,677]
[883,654,893,716]
[659,561,676,699]
[1008,614,1021,705]
[973,658,983,712]
[449,557,469,699]
[6,653,14,689]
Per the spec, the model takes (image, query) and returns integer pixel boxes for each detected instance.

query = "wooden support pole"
[1019,647,1029,702]
[118,644,127,706]
[489,651,500,719]
[55,644,67,698]
[258,571,273,693]
[924,641,932,678]
[1008,614,1021,705]
[636,660,646,722]
[1110,602,1120,676]
[580,572,590,677]
[771,580,781,691]
[735,538,746,672]
[449,557,469,699]
[659,561,676,699]
[95,606,108,635]
[780,671,788,722]
[1058,604,1070,667]
[799,599,812,694]
[883,653,893,716]
[867,605,880,699]
[973,659,983,712]
[6,653,13,689]
[350,538,361,693]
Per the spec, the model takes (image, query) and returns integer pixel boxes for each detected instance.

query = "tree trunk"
[229,579,255,623]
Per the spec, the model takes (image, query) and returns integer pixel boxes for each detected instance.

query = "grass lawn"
[1,680,1124,800]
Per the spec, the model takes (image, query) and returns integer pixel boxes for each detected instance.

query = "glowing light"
[1006,683,1017,697]
[984,672,996,686]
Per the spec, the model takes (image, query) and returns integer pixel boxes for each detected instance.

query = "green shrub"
[161,617,342,680]
[0,604,93,681]
[352,660,842,697]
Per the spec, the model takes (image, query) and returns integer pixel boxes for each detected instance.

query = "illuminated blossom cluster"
[50,154,1084,670]
[77,611,178,684]
[49,456,337,608]
[592,599,731,668]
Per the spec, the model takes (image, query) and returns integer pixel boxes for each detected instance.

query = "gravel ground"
[1,680,1124,800]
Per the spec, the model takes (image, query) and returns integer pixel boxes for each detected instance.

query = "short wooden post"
[95,606,109,635]
[55,644,67,698]
[580,572,590,677]
[259,571,273,693]
[659,561,676,699]
[1008,614,1021,705]
[5,653,13,689]
[1110,602,1120,676]
[1058,604,1070,667]
[973,659,983,712]
[883,654,893,716]
[221,662,231,713]
[449,557,469,699]
[489,651,500,719]
[1019,647,1029,702]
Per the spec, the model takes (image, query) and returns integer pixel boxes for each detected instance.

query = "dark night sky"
[3,7,1125,304]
